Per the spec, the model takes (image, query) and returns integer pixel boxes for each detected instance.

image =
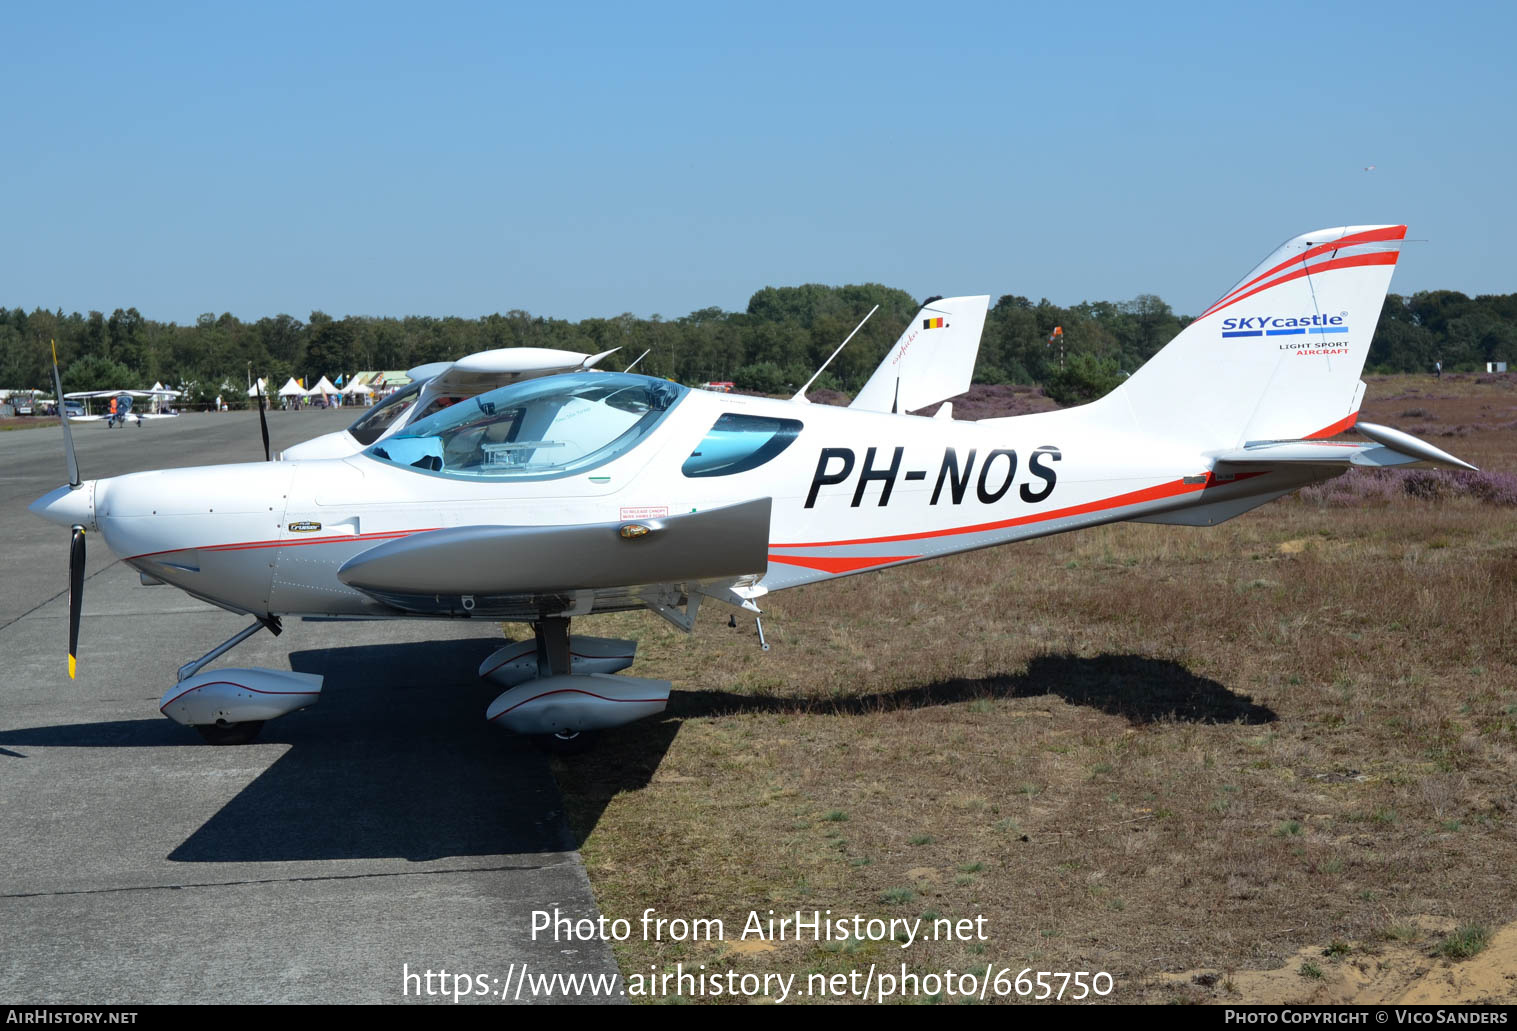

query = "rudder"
[1109,225,1405,447]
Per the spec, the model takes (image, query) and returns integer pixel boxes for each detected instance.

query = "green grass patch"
[1435,925,1491,960]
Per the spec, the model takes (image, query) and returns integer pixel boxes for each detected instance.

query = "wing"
[419,347,618,399]
[335,498,771,622]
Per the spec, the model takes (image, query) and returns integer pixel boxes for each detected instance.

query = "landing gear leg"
[527,616,600,754]
[532,616,571,678]
[178,616,282,745]
[177,616,282,682]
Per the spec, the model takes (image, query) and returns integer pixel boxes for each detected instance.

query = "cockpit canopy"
[365,373,687,480]
[348,381,422,446]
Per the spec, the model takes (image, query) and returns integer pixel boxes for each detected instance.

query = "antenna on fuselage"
[791,304,879,403]
[623,349,651,373]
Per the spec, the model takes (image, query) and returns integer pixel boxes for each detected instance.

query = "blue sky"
[4,1,1512,323]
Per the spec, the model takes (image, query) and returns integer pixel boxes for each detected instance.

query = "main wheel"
[194,720,266,745]
[531,729,599,755]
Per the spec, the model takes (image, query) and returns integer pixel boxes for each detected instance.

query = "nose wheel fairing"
[156,618,312,745]
[159,669,323,729]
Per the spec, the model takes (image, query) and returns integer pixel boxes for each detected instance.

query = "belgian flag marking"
[923,317,946,330]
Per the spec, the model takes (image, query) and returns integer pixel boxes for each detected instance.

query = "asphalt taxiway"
[0,410,620,1003]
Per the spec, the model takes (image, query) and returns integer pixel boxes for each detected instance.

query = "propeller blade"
[256,380,271,461]
[49,340,80,487]
[68,525,85,679]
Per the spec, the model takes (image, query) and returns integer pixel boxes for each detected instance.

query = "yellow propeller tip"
[68,654,76,679]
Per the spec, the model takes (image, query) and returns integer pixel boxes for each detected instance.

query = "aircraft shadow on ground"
[164,636,572,863]
[561,651,1276,842]
[667,652,1276,725]
[0,647,1271,859]
[0,636,574,863]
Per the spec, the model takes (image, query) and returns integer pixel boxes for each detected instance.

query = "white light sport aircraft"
[30,225,1474,750]
[64,389,181,426]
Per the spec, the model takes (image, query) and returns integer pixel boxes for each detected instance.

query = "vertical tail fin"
[1110,225,1405,447]
[850,295,989,414]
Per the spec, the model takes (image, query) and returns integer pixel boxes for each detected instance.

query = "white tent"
[278,377,308,397]
[310,376,340,396]
[245,378,269,398]
[340,379,373,395]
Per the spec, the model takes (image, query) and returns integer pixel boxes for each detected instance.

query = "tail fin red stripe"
[1201,225,1406,320]
[1305,412,1359,439]
[1199,251,1398,324]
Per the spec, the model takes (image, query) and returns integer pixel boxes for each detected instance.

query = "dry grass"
[549,374,1517,1004]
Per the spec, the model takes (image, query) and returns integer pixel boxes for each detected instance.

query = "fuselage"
[32,376,1319,622]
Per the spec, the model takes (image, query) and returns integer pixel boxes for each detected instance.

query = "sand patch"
[1160,918,1517,1004]
[726,939,778,956]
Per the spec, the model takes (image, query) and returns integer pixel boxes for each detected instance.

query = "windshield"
[347,381,422,445]
[365,372,687,480]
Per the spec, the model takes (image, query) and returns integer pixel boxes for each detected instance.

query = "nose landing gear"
[159,617,316,746]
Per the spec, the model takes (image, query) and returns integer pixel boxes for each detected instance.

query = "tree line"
[1,286,1512,409]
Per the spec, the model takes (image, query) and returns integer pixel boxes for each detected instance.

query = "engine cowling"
[159,668,323,726]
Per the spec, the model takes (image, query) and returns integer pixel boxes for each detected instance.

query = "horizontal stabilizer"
[1212,422,1476,472]
[337,498,771,597]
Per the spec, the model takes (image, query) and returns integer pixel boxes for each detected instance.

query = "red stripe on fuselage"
[771,471,1270,551]
[767,553,917,573]
[128,527,440,563]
